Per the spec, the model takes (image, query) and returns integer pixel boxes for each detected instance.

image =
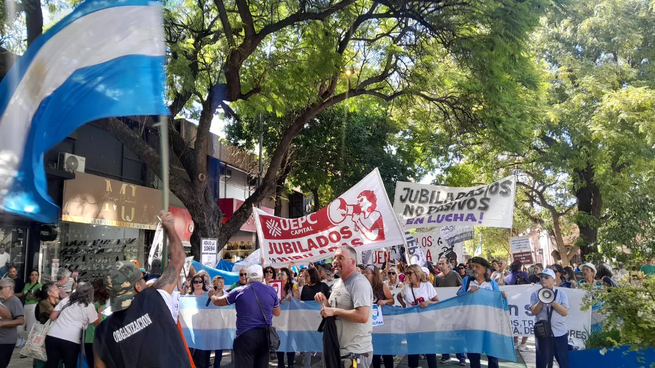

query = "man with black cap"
[93,212,192,368]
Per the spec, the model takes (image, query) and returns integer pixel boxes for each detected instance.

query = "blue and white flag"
[179,289,516,361]
[0,0,169,223]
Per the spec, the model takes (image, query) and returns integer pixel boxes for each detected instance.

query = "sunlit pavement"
[7,345,532,367]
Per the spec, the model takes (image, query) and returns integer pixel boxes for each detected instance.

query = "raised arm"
[153,212,186,295]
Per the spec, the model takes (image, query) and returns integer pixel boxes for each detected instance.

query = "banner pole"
[159,115,170,272]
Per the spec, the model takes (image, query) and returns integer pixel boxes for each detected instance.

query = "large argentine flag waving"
[0,0,168,223]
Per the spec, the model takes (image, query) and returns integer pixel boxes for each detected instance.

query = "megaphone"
[538,288,555,304]
[327,198,360,224]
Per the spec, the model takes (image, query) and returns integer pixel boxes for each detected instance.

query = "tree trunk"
[574,165,603,258]
[311,188,320,212]
[24,0,44,46]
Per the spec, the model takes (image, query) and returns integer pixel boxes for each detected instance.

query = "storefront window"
[0,227,28,280]
[44,222,140,283]
[222,241,255,262]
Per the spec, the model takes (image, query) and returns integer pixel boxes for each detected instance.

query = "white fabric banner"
[255,168,405,265]
[435,285,590,348]
[365,229,466,266]
[393,176,516,229]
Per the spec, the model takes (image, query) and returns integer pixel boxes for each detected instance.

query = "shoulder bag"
[534,289,558,340]
[250,284,281,351]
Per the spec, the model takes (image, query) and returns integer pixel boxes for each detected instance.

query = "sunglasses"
[265,270,274,274]
[388,272,396,275]
[277,273,285,277]
[193,280,203,284]
[239,273,247,276]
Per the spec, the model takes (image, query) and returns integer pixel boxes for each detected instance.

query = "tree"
[226,104,423,211]
[2,0,550,257]
[528,0,655,257]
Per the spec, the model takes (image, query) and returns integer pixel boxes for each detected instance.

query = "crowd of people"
[0,213,643,368]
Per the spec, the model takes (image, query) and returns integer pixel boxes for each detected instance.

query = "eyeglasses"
[239,273,247,276]
[277,273,285,277]
[388,272,396,275]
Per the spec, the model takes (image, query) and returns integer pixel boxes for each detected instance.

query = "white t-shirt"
[0,253,10,268]
[47,297,98,344]
[400,282,437,307]
[467,279,494,291]
[156,289,180,322]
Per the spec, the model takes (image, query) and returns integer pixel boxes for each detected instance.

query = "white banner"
[147,222,163,270]
[435,285,590,348]
[364,229,466,266]
[255,169,405,265]
[393,176,516,229]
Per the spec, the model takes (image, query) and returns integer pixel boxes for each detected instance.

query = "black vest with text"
[94,288,192,368]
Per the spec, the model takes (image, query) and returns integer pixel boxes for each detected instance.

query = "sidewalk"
[8,347,530,367]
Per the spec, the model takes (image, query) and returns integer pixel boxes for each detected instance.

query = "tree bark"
[24,0,44,46]
[311,188,320,212]
[574,165,602,258]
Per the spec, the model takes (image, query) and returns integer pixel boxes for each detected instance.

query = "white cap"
[247,264,263,280]
[582,263,596,275]
[538,268,556,279]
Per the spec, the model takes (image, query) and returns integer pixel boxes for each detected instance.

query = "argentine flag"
[0,0,169,223]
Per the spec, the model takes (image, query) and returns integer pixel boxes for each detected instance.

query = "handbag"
[250,284,281,351]
[534,290,558,340]
[20,319,53,361]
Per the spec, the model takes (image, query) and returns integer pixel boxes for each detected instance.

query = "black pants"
[213,350,223,368]
[234,328,269,368]
[191,349,211,368]
[85,343,94,368]
[45,335,79,368]
[0,343,15,368]
[467,353,498,368]
[536,333,569,368]
[277,352,296,368]
[372,354,394,368]
[408,354,437,368]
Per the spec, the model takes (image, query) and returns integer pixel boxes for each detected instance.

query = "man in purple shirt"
[209,264,280,368]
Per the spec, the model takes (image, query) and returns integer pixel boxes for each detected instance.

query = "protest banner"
[434,285,590,348]
[269,280,284,300]
[393,176,516,229]
[510,236,534,264]
[254,168,405,265]
[180,291,516,360]
[365,228,468,266]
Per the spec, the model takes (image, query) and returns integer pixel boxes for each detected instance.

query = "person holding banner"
[530,268,570,368]
[314,246,374,368]
[457,257,505,368]
[397,265,439,368]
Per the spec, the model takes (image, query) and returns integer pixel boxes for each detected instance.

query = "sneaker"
[15,337,25,348]
[440,356,450,363]
[458,359,466,366]
[518,343,530,352]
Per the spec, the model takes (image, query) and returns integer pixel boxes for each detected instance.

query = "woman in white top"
[45,282,100,368]
[397,265,439,368]
[384,266,403,307]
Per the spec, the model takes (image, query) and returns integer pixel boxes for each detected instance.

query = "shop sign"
[62,172,162,229]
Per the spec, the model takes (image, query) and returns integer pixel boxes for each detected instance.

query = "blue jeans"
[467,353,498,368]
[441,353,466,361]
[536,333,569,368]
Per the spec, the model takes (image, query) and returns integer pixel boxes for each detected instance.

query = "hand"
[208,289,216,298]
[320,307,337,318]
[551,300,559,307]
[160,211,175,230]
[469,286,479,293]
[418,301,431,309]
[376,300,387,307]
[502,292,507,299]
[314,292,327,304]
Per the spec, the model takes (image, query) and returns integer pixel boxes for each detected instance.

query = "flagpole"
[159,115,170,272]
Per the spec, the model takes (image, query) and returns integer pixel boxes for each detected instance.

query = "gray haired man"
[0,278,24,367]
